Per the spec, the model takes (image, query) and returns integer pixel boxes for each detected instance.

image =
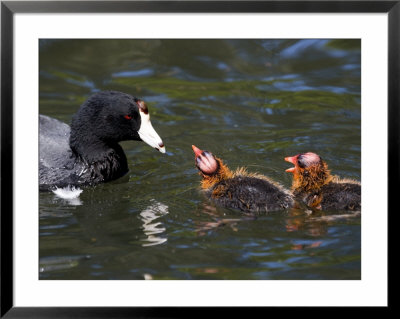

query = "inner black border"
[1,1,395,317]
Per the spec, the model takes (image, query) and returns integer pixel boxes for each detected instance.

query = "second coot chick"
[285,152,361,211]
[192,145,294,213]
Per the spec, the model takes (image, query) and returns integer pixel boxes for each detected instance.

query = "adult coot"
[192,145,293,213]
[40,91,165,191]
[285,152,361,211]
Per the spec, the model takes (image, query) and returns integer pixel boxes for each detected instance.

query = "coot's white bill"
[138,110,165,153]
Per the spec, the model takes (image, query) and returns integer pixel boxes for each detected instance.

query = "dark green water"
[39,39,361,280]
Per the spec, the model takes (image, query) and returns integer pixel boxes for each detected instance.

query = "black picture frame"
[1,0,395,317]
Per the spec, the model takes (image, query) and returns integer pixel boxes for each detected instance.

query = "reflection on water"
[194,203,249,236]
[285,208,361,238]
[195,201,360,244]
[309,211,361,222]
[51,195,83,206]
[40,255,90,273]
[140,200,169,247]
[51,186,84,206]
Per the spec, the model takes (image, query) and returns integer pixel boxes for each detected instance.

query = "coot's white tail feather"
[52,185,83,199]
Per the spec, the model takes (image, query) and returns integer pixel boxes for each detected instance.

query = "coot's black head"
[70,91,165,154]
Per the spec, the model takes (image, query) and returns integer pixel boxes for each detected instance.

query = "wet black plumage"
[206,175,294,212]
[39,91,165,191]
[295,182,361,211]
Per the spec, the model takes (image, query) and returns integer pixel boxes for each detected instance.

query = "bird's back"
[320,182,361,211]
[209,176,294,212]
[39,115,81,189]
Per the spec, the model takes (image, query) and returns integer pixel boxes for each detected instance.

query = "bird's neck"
[291,161,333,194]
[70,136,128,181]
[200,158,233,190]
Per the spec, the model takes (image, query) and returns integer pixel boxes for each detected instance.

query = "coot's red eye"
[124,115,132,120]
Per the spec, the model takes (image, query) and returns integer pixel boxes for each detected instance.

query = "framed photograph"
[1,0,395,316]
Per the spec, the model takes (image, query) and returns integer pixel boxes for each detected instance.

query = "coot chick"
[192,145,293,212]
[40,91,165,191]
[285,152,361,211]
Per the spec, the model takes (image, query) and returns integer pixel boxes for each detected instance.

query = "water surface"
[39,39,361,280]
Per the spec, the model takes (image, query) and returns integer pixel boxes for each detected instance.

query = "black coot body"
[39,91,165,191]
